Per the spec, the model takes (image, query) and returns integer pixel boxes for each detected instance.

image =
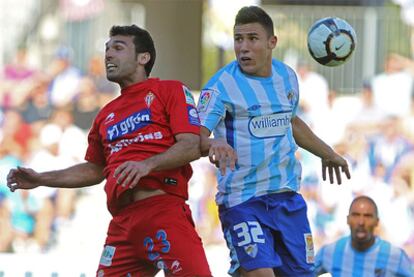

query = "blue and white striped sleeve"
[197,87,225,132]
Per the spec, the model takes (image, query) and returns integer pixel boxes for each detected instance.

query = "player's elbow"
[200,137,210,157]
[200,126,212,157]
[188,137,201,161]
[176,133,201,162]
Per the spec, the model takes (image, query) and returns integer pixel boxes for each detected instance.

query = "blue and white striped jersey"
[197,59,302,208]
[315,236,414,277]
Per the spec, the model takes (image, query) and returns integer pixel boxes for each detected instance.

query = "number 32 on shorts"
[234,221,265,247]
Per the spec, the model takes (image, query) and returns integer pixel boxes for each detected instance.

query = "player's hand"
[209,139,237,176]
[6,167,41,192]
[114,161,152,189]
[321,154,351,185]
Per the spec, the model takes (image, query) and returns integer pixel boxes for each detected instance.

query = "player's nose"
[357,216,365,226]
[240,41,250,52]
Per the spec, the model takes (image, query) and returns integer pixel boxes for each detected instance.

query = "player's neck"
[118,74,148,89]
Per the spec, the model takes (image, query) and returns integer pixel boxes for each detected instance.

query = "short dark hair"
[349,195,379,218]
[109,25,156,77]
[234,6,274,37]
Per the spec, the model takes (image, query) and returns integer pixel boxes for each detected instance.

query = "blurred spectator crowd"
[0,46,118,254]
[295,53,414,261]
[0,47,413,266]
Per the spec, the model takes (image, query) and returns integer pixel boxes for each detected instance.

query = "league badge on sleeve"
[198,89,213,112]
[187,106,200,126]
[183,86,196,106]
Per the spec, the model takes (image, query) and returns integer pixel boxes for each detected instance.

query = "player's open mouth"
[106,63,117,71]
[239,57,253,66]
[355,229,367,239]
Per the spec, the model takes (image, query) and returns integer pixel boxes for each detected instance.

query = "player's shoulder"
[204,61,238,87]
[92,94,121,124]
[217,60,239,75]
[155,79,198,106]
[272,58,296,75]
[157,79,184,87]
[379,238,409,256]
[320,236,349,253]
[335,236,351,247]
[154,79,189,96]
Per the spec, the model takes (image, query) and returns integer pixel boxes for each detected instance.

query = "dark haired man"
[197,6,350,277]
[7,25,211,276]
[315,195,414,276]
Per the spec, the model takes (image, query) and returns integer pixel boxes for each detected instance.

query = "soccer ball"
[307,17,356,66]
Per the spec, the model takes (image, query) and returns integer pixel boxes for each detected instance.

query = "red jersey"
[85,78,200,215]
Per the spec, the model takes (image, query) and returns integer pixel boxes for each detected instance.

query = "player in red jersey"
[7,25,212,277]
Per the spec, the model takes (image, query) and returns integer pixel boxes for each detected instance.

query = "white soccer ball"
[307,17,357,66]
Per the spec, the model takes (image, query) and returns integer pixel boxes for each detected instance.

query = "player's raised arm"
[7,162,105,192]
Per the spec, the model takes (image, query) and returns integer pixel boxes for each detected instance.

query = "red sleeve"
[84,117,106,166]
[163,81,200,135]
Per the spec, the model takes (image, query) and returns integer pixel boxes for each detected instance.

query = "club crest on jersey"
[198,89,213,112]
[244,244,258,258]
[183,86,196,106]
[145,91,155,107]
[287,90,297,105]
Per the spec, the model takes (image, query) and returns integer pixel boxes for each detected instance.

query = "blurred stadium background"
[0,0,413,276]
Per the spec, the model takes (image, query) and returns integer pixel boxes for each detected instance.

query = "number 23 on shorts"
[143,229,171,261]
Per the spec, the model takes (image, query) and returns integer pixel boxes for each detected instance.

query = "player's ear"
[138,52,150,65]
[374,217,379,228]
[268,35,277,49]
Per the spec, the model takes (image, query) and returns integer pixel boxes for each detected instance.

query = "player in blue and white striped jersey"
[197,5,351,277]
[315,195,414,277]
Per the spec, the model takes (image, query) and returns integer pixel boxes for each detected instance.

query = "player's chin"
[238,64,256,76]
[106,73,119,82]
